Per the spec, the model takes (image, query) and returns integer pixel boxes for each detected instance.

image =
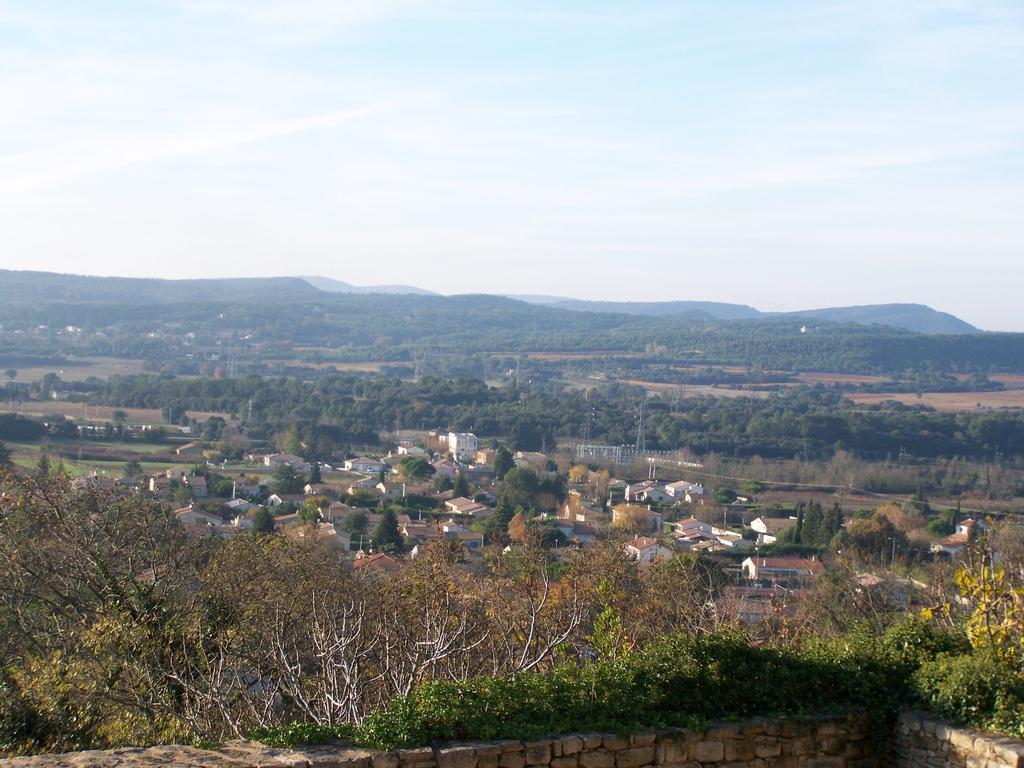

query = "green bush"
[252,619,1012,751]
[913,650,1024,738]
[345,624,937,750]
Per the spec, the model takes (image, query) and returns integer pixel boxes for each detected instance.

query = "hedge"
[254,618,1013,750]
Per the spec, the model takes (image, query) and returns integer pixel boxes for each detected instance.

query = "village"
[55,423,987,635]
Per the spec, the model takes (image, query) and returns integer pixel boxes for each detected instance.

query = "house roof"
[353,553,401,572]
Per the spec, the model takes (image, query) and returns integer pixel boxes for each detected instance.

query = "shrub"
[913,650,1024,738]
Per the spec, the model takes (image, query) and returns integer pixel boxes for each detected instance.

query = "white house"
[447,432,479,462]
[624,481,672,504]
[225,497,256,514]
[345,457,385,474]
[665,480,704,502]
[930,518,984,558]
[264,453,311,472]
[397,444,427,457]
[624,536,674,566]
[742,556,824,581]
[750,516,799,545]
[444,496,491,517]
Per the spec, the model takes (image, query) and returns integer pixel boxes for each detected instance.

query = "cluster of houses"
[60,429,978,627]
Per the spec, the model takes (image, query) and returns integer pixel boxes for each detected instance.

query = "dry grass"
[3,356,147,383]
[794,372,887,385]
[848,390,1024,412]
[1,401,231,424]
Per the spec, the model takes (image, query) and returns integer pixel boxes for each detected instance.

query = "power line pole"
[636,397,646,454]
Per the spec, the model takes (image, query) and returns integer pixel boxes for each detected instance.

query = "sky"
[1,1,1022,330]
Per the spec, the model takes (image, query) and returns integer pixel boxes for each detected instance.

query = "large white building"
[447,431,478,462]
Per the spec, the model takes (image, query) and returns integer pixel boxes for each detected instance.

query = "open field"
[755,488,1024,515]
[5,440,181,478]
[2,400,232,424]
[848,389,1024,411]
[266,359,387,372]
[794,371,887,385]
[1,356,148,383]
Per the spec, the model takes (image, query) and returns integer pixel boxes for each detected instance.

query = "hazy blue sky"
[1,1,1022,329]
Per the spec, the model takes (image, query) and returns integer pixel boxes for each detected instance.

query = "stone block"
[603,736,630,752]
[500,752,526,768]
[630,733,657,748]
[579,750,615,768]
[724,738,755,762]
[478,755,500,768]
[705,726,739,741]
[582,735,604,751]
[783,737,815,757]
[615,747,656,768]
[525,741,552,766]
[987,737,1024,767]
[658,737,691,765]
[400,749,436,764]
[950,730,976,754]
[551,757,578,768]
[800,757,843,768]
[691,741,725,763]
[754,739,782,758]
[820,737,847,756]
[436,747,479,768]
[373,752,401,768]
[559,737,583,756]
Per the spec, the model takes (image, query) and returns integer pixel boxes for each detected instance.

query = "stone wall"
[0,713,876,768]
[894,711,1023,768]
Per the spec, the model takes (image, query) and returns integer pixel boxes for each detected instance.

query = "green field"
[6,440,183,478]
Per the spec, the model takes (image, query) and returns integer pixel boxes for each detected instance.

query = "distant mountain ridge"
[0,270,981,334]
[301,275,439,296]
[773,304,978,335]
[0,270,319,304]
[511,296,979,334]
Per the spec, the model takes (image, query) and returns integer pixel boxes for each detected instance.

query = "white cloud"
[0,106,377,196]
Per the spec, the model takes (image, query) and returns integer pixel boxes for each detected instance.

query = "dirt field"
[849,390,1024,412]
[3,356,148,383]
[794,372,887,385]
[267,359,387,372]
[2,400,231,424]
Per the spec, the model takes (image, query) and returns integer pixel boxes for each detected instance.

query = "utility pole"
[636,398,646,454]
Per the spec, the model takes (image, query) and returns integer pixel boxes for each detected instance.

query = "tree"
[397,455,434,482]
[252,507,276,535]
[308,461,322,484]
[282,424,303,456]
[341,510,368,537]
[123,460,143,479]
[298,503,320,526]
[498,467,539,510]
[0,439,11,468]
[492,445,514,479]
[35,451,51,479]
[273,462,305,494]
[507,510,529,543]
[714,486,737,505]
[3,369,16,381]
[452,474,471,498]
[568,464,589,484]
[372,509,404,553]
[802,500,823,546]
